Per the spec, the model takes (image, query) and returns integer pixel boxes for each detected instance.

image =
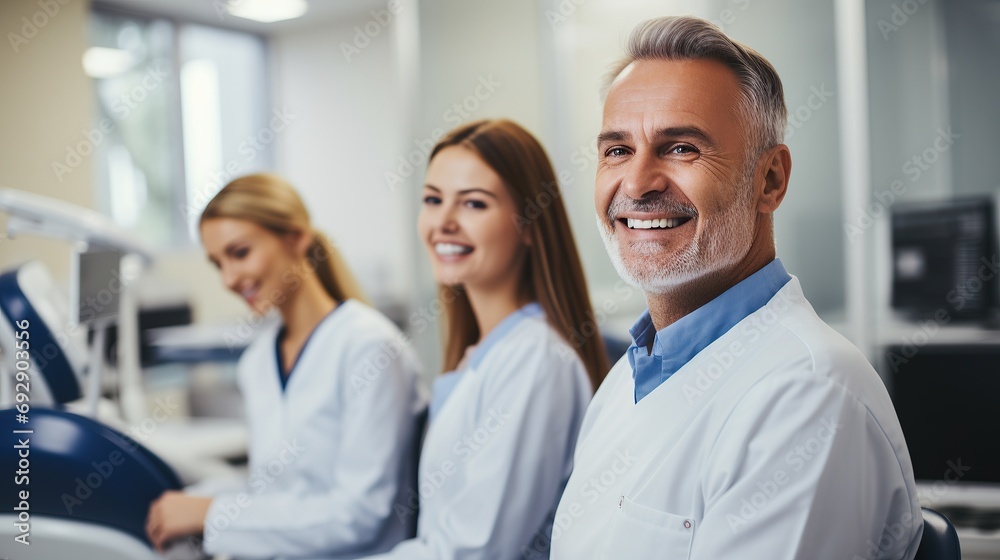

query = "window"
[88,9,270,247]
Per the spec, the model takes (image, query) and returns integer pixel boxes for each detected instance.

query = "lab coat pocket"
[602,496,695,559]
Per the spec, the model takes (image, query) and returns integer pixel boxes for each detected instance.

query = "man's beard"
[596,163,757,295]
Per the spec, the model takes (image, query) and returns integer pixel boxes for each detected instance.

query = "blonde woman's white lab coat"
[195,300,426,560]
[364,305,593,560]
[550,278,923,560]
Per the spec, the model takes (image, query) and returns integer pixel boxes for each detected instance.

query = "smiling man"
[550,16,922,560]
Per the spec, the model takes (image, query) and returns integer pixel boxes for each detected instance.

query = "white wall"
[867,0,952,203]
[269,7,417,311]
[943,0,1000,199]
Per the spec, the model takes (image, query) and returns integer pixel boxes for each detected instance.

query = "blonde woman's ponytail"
[308,231,369,304]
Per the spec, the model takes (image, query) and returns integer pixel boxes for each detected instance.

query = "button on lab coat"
[364,312,593,560]
[197,300,426,559]
[550,278,923,560]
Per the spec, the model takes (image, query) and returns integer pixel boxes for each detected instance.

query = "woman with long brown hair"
[364,119,608,559]
[145,173,426,559]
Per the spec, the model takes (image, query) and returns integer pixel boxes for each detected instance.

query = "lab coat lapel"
[578,280,807,494]
[570,359,702,494]
[420,364,477,469]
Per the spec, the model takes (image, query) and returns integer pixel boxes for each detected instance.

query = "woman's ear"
[285,228,314,260]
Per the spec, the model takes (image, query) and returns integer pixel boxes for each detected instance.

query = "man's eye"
[423,195,442,205]
[233,247,249,259]
[670,144,697,155]
[605,147,630,158]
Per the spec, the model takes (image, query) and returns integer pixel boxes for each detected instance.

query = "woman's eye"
[464,200,487,210]
[423,195,442,205]
[233,247,249,259]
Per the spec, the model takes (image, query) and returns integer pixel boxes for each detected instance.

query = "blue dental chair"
[914,507,962,560]
[0,262,182,559]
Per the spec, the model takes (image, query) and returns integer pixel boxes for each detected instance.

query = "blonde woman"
[365,120,609,559]
[146,173,426,559]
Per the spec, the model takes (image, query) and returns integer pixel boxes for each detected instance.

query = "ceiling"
[93,0,390,35]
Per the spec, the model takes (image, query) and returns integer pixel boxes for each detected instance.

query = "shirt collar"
[468,302,543,370]
[627,259,791,403]
[429,302,543,421]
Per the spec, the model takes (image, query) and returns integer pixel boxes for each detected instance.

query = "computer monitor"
[891,197,998,320]
[70,246,124,325]
[886,344,1000,485]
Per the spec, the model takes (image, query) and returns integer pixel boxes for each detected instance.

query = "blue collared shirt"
[627,259,791,403]
[429,302,544,420]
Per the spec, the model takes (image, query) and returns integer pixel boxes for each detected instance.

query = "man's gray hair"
[604,16,787,158]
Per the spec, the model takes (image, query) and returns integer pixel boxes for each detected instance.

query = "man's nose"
[620,150,669,200]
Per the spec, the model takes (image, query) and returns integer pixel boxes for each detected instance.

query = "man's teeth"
[626,218,686,229]
[435,242,474,256]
